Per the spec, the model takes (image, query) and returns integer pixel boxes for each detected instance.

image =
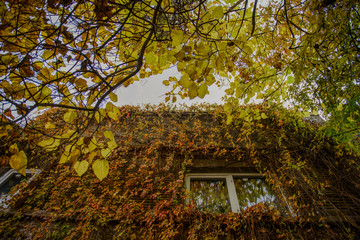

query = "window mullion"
[226,175,240,213]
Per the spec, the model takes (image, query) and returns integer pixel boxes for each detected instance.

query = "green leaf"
[287,75,295,84]
[74,160,89,176]
[92,159,109,181]
[337,104,343,111]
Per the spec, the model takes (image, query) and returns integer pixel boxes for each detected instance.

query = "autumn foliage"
[0,105,359,239]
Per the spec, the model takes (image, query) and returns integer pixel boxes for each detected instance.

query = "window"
[185,173,290,214]
[0,169,40,207]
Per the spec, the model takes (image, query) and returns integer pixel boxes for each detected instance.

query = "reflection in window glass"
[234,178,282,211]
[0,173,26,196]
[190,179,231,213]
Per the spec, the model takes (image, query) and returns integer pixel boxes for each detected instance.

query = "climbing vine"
[0,104,359,239]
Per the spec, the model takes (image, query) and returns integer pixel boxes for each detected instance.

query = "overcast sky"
[112,66,226,107]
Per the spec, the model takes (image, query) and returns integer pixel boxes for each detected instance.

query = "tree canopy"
[0,0,359,179]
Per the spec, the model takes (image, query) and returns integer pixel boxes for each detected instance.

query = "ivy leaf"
[74,160,89,176]
[92,159,109,181]
[45,122,55,129]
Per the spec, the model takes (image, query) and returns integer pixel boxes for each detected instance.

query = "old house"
[0,105,359,239]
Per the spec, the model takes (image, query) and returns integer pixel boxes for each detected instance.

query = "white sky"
[112,66,227,107]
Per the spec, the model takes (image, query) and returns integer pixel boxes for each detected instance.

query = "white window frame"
[0,169,41,207]
[185,173,290,214]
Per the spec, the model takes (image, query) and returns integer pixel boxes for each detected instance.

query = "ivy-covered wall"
[0,105,359,239]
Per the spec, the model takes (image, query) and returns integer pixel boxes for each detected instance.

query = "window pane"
[234,178,283,211]
[0,173,26,196]
[190,179,231,213]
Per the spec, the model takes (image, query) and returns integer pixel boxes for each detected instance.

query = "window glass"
[0,170,40,207]
[190,179,231,213]
[234,178,282,211]
[0,173,26,196]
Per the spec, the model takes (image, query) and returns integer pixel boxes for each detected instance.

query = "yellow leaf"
[9,143,19,154]
[9,151,27,176]
[95,109,105,123]
[171,29,184,47]
[107,141,117,150]
[64,110,77,123]
[74,160,89,177]
[92,159,109,181]
[104,131,115,142]
[179,74,190,88]
[59,151,71,164]
[212,6,224,19]
[109,92,118,102]
[188,83,198,99]
[38,138,60,151]
[37,68,52,83]
[101,148,111,158]
[42,50,54,60]
[198,84,208,99]
[145,52,157,65]
[45,122,55,129]
[243,45,253,55]
[88,151,97,164]
[32,61,43,72]
[61,130,76,139]
[89,138,98,152]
